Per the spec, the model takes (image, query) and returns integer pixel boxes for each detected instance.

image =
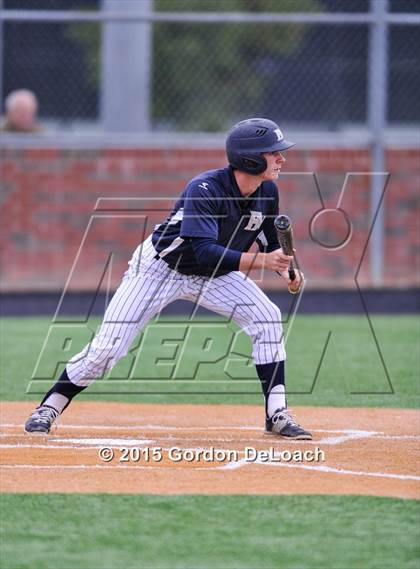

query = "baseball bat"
[274,214,296,281]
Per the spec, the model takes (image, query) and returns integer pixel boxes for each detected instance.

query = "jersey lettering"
[244,211,264,232]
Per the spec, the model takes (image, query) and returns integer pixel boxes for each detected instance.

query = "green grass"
[1,317,419,569]
[0,315,418,407]
[1,494,419,569]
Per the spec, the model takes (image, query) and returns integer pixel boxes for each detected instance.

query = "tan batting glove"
[281,269,305,294]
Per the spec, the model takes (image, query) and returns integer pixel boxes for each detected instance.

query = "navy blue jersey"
[151,166,280,277]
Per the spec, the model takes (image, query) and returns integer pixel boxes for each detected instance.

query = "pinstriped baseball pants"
[67,236,286,386]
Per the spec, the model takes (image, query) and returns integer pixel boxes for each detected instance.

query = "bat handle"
[288,261,296,281]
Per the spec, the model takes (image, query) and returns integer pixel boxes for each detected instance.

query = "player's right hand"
[265,249,293,272]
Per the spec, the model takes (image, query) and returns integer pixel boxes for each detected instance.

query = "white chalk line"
[375,434,420,441]
[1,445,419,482]
[1,423,261,431]
[2,422,419,438]
[316,431,374,445]
[1,444,97,450]
[0,436,372,446]
[2,425,419,483]
[0,431,379,449]
[0,439,154,450]
[0,444,260,455]
[0,424,388,433]
[53,437,153,446]
[221,458,420,482]
[1,461,419,482]
[1,429,419,447]
[0,464,176,471]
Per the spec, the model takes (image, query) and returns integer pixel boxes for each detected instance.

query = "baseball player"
[24,118,312,440]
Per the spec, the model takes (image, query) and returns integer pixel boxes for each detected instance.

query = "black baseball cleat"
[265,408,312,440]
[24,405,59,434]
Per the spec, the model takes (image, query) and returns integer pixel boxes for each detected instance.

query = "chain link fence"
[1,0,419,132]
[1,0,419,290]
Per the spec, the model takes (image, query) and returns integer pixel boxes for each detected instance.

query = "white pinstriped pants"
[67,236,286,386]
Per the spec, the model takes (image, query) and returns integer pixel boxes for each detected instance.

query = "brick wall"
[0,147,418,292]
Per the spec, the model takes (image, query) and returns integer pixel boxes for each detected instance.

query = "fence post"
[368,0,389,286]
[101,0,152,132]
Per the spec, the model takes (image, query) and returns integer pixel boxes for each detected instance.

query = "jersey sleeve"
[180,180,221,239]
[256,185,280,253]
[190,237,241,272]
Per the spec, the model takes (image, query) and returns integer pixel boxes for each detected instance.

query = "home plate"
[51,438,154,446]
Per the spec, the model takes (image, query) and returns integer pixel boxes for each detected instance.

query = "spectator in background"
[0,89,43,133]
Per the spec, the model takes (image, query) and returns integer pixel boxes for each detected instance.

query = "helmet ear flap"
[241,154,267,175]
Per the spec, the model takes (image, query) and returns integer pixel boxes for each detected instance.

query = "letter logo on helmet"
[274,128,283,141]
[226,118,295,175]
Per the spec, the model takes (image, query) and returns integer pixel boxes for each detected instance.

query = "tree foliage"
[153,0,322,130]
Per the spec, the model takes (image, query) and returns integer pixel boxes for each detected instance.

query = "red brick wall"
[0,147,418,292]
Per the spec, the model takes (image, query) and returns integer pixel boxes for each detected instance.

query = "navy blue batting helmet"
[226,118,295,175]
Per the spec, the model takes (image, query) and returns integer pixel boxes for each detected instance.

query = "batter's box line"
[0,464,178,471]
[0,423,396,433]
[3,432,418,453]
[0,425,381,445]
[1,462,419,483]
[2,424,419,446]
[220,459,420,482]
[0,444,103,450]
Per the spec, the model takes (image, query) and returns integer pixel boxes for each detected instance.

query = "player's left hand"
[281,268,305,294]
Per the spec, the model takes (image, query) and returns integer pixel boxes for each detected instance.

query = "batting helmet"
[226,118,295,175]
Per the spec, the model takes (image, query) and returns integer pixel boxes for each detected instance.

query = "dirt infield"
[1,402,419,499]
